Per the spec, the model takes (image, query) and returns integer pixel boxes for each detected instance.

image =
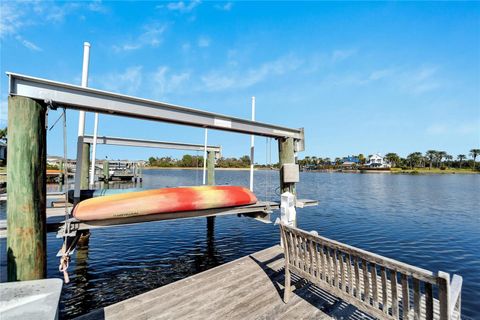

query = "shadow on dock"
[76,246,374,320]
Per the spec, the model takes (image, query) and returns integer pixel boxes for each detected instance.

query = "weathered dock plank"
[76,246,369,320]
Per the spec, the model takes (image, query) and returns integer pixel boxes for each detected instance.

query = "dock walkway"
[77,245,367,320]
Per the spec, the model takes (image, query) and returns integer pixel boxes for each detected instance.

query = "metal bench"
[279,223,462,320]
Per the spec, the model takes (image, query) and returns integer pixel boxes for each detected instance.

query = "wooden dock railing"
[279,223,462,320]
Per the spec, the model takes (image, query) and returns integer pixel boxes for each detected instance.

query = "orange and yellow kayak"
[73,185,257,221]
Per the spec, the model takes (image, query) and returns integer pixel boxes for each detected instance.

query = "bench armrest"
[449,274,463,317]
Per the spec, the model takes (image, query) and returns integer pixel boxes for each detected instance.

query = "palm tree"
[407,152,422,169]
[437,151,447,167]
[445,154,453,168]
[470,149,480,170]
[385,153,399,167]
[425,150,437,169]
[457,154,466,168]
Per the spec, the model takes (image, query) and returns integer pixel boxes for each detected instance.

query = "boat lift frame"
[8,72,305,142]
[6,71,307,281]
[83,135,222,156]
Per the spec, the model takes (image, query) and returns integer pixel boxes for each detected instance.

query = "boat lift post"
[249,96,255,192]
[74,42,91,198]
[6,71,304,281]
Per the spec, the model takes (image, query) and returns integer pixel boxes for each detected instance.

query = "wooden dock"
[76,246,369,320]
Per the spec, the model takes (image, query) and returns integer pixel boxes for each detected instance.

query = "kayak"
[67,188,143,203]
[73,185,258,221]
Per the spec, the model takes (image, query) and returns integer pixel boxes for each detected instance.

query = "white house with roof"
[365,153,390,168]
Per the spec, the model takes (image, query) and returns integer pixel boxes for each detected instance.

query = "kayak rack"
[56,201,279,237]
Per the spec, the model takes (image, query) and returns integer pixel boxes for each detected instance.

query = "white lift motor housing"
[281,191,296,226]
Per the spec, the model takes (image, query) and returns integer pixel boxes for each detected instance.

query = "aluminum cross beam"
[83,135,221,155]
[8,72,304,149]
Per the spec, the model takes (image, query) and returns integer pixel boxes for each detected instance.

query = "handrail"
[284,224,437,284]
[279,223,463,320]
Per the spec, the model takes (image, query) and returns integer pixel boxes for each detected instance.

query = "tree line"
[299,149,480,170]
[148,154,256,168]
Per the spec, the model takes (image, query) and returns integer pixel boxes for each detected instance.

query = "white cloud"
[331,49,357,62]
[15,35,42,51]
[159,0,201,13]
[153,66,190,98]
[88,0,109,13]
[201,55,303,91]
[401,66,441,94]
[215,2,233,11]
[368,68,394,81]
[114,23,167,52]
[0,2,24,38]
[46,3,81,23]
[98,66,143,95]
[198,36,210,48]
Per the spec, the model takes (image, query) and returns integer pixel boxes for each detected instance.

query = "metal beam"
[83,135,222,154]
[8,72,304,145]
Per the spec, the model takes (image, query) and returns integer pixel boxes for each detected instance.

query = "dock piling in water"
[278,137,296,195]
[80,143,90,189]
[207,151,215,186]
[7,96,47,281]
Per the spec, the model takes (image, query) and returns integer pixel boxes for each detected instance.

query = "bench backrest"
[279,223,462,320]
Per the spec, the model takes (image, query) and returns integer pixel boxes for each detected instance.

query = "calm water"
[1,170,479,319]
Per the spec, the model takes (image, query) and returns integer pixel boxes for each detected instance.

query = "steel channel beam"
[8,72,304,143]
[83,135,221,154]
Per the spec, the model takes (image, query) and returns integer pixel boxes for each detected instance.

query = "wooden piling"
[7,96,47,281]
[103,160,110,182]
[80,143,90,189]
[207,151,215,186]
[278,137,296,195]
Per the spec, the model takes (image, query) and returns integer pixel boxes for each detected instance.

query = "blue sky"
[1,1,479,162]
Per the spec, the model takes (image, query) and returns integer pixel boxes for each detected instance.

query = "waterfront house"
[365,153,390,168]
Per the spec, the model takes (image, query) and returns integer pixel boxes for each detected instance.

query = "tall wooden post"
[138,163,143,182]
[278,137,296,195]
[103,160,110,182]
[80,143,90,189]
[207,151,215,186]
[7,96,47,281]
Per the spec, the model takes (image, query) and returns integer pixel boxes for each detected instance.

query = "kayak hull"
[73,186,258,221]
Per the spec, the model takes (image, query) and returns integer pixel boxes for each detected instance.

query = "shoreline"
[144,167,275,171]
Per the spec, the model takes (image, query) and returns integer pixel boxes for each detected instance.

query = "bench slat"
[391,270,399,319]
[402,273,410,318]
[381,266,389,314]
[347,253,353,295]
[363,259,370,303]
[372,263,378,308]
[426,282,434,320]
[354,256,360,299]
[414,277,421,320]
